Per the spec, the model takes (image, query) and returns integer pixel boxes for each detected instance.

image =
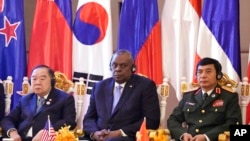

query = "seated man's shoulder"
[134,74,154,82]
[22,93,36,100]
[97,77,113,85]
[219,86,236,94]
[55,88,73,97]
[183,87,201,95]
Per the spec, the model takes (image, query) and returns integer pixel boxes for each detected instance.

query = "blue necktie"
[36,97,45,112]
[112,85,122,113]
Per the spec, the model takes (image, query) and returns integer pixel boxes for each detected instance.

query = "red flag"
[41,116,56,141]
[28,0,72,79]
[136,118,149,141]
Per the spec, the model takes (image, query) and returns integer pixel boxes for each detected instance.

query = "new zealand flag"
[0,0,27,112]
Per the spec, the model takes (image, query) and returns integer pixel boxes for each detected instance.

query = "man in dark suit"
[167,57,242,141]
[82,49,160,141]
[1,65,76,141]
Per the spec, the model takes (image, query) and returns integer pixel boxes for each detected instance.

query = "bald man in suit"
[82,49,160,141]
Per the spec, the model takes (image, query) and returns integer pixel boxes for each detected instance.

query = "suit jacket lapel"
[43,89,57,110]
[35,88,58,115]
[31,94,37,114]
[194,89,203,106]
[106,81,115,116]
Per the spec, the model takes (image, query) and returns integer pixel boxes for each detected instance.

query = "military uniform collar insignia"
[216,87,221,94]
[194,88,201,95]
[211,94,216,98]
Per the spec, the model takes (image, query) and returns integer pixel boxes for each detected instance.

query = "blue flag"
[195,0,241,82]
[118,0,163,85]
[203,0,241,78]
[0,0,27,110]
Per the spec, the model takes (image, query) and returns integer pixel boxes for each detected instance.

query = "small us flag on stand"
[41,115,56,141]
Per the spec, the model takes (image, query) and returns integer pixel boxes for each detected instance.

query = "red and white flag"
[161,0,201,100]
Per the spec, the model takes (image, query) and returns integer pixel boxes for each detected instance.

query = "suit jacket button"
[195,129,199,133]
[201,110,205,113]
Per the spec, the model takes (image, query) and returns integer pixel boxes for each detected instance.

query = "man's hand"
[192,134,207,141]
[9,130,21,141]
[32,130,43,141]
[104,130,122,139]
[182,133,193,141]
[92,129,110,141]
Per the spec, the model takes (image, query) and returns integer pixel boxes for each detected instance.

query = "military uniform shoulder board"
[221,85,236,93]
[183,87,200,94]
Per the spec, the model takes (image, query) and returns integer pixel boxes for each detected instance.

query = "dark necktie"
[112,85,122,113]
[203,93,208,101]
[36,97,45,112]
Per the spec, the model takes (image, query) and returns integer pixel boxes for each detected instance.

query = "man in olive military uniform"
[167,57,242,141]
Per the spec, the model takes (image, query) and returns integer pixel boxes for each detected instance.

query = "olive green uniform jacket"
[167,85,242,141]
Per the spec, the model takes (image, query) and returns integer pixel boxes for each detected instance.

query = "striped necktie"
[36,97,45,112]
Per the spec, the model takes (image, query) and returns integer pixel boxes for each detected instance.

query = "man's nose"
[200,72,207,77]
[115,65,123,70]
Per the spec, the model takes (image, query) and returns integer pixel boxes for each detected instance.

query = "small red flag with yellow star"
[136,117,149,141]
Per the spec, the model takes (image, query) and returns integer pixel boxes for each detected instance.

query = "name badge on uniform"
[186,102,196,106]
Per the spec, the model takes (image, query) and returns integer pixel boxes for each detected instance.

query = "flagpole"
[48,115,51,136]
[4,76,14,116]
[75,77,85,130]
[158,78,169,128]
